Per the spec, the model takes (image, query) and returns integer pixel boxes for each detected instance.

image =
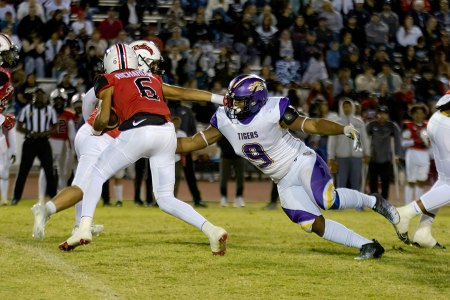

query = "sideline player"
[0,33,19,205]
[394,93,450,249]
[176,74,400,259]
[59,43,227,255]
[401,104,431,204]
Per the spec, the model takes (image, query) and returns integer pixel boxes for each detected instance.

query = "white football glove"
[344,124,362,152]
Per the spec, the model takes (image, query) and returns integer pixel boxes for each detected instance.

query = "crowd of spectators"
[1,0,448,127]
[1,0,449,147]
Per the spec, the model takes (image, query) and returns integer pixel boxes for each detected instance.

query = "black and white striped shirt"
[18,104,57,133]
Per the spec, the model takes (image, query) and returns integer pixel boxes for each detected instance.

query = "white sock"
[415,185,425,199]
[114,185,123,202]
[0,178,8,203]
[79,216,93,232]
[38,168,46,201]
[405,185,414,204]
[75,201,83,225]
[157,195,207,230]
[335,188,376,209]
[201,221,218,238]
[46,201,57,215]
[323,219,372,249]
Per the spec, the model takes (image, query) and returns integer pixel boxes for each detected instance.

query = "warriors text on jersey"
[94,70,170,123]
[211,97,308,181]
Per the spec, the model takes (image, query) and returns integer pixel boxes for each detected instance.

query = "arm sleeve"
[94,75,112,98]
[82,88,98,121]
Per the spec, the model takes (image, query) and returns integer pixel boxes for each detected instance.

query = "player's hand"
[344,124,362,152]
[10,154,16,164]
[2,113,15,130]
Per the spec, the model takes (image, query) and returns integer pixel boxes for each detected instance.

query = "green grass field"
[0,201,448,300]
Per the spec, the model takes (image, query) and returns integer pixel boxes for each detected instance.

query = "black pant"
[368,161,392,199]
[183,153,202,203]
[13,138,56,200]
[134,158,153,203]
[102,180,110,205]
[220,157,244,197]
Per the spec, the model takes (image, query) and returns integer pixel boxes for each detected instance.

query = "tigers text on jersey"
[94,70,170,123]
[427,111,450,182]
[211,97,308,181]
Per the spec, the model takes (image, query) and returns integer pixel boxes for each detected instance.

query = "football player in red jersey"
[35,44,227,255]
[60,43,227,255]
[401,104,431,204]
[0,33,19,206]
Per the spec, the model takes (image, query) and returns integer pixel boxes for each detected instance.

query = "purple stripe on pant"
[282,207,318,224]
[310,155,333,209]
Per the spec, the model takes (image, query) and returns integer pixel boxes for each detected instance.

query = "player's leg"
[234,158,245,207]
[277,177,383,259]
[149,124,227,255]
[404,150,416,204]
[112,169,125,206]
[395,180,450,246]
[414,150,431,203]
[219,157,230,207]
[298,152,399,224]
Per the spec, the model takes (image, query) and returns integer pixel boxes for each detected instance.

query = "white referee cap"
[436,92,450,109]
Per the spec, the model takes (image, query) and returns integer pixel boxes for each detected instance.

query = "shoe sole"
[58,239,91,251]
[212,233,228,256]
[373,196,400,225]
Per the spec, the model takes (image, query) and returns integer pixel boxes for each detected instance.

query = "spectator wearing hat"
[348,0,371,27]
[366,105,401,199]
[401,103,431,204]
[12,88,58,205]
[365,12,389,50]
[380,0,399,43]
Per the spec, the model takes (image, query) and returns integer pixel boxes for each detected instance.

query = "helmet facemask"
[0,45,19,68]
[137,53,164,75]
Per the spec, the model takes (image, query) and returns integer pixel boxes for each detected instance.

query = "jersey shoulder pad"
[94,74,112,97]
[281,105,300,125]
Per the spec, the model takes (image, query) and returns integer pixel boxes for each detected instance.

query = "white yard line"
[0,236,123,300]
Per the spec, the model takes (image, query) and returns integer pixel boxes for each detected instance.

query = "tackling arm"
[94,87,113,132]
[162,83,223,104]
[176,125,223,153]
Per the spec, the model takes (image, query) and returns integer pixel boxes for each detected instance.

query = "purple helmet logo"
[224,74,268,120]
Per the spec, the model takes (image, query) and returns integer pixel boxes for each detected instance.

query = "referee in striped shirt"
[11,88,58,205]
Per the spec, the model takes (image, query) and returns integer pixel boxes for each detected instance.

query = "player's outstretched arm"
[280,106,362,151]
[176,125,223,153]
[162,84,223,104]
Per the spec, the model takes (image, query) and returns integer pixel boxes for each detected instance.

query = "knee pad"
[282,207,316,233]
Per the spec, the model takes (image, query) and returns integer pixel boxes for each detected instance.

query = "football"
[107,108,119,129]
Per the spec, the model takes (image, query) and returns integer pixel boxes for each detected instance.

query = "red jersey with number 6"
[94,70,170,123]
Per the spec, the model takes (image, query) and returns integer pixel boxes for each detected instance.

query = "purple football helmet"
[224,74,268,120]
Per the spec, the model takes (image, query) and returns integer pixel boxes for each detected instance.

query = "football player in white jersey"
[177,74,401,260]
[394,92,450,249]
[33,42,228,256]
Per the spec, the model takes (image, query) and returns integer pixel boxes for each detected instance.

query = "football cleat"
[59,228,92,251]
[394,206,415,245]
[355,239,385,260]
[208,226,228,256]
[72,224,104,237]
[412,223,445,249]
[371,193,400,225]
[31,203,49,241]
